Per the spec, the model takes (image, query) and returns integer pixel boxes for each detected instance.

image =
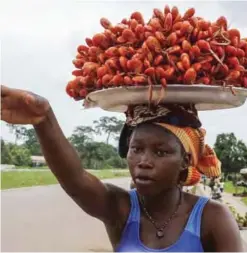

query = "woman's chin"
[135,184,159,197]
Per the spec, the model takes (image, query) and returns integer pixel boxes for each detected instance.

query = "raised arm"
[1,85,129,224]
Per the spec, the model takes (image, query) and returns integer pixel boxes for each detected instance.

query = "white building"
[31,156,47,167]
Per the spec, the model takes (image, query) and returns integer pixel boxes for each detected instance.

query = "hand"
[1,85,51,125]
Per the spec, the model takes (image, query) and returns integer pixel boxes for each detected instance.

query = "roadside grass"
[224,181,245,194]
[1,169,130,190]
[224,181,247,206]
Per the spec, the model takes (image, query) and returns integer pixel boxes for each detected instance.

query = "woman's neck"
[139,186,182,220]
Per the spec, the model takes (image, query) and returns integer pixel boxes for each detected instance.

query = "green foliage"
[68,126,96,160]
[1,139,31,166]
[93,116,124,144]
[214,133,247,173]
[22,128,42,155]
[224,180,245,194]
[106,156,127,169]
[1,139,13,164]
[68,119,127,170]
[8,145,32,166]
[6,125,42,156]
[242,197,247,205]
[227,204,247,227]
[4,117,127,169]
[3,125,42,167]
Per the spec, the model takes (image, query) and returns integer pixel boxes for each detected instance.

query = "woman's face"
[127,123,188,196]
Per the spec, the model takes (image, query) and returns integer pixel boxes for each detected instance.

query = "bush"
[9,146,31,166]
[227,175,233,181]
[106,156,127,169]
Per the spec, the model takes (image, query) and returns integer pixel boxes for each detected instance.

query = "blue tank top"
[116,189,209,252]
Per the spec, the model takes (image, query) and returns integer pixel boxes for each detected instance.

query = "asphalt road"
[1,177,131,252]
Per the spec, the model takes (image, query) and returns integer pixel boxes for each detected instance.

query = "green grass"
[88,169,130,179]
[224,181,245,194]
[192,186,197,194]
[224,181,247,206]
[1,171,57,189]
[242,197,247,205]
[1,169,130,190]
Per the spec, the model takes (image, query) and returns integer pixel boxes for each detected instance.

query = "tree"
[7,124,26,144]
[68,124,127,170]
[82,142,104,169]
[214,133,247,176]
[93,116,124,144]
[9,145,31,166]
[1,139,13,164]
[22,128,42,155]
[106,155,127,169]
[95,142,127,168]
[68,126,95,160]
[82,141,127,170]
[68,126,102,169]
[1,140,31,166]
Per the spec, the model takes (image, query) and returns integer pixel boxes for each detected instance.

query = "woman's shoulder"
[200,198,242,251]
[186,193,232,224]
[183,192,233,231]
[183,193,241,251]
[202,198,232,220]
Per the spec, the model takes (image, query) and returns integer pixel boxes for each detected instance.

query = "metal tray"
[83,85,247,112]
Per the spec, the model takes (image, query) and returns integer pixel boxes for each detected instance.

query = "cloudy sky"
[1,0,247,146]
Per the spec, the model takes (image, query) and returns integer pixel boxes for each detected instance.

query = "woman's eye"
[156,150,168,157]
[131,147,141,153]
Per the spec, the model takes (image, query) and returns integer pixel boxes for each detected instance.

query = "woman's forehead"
[130,123,185,151]
[131,123,177,142]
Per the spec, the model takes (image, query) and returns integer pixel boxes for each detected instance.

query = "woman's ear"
[181,152,191,171]
[178,153,191,185]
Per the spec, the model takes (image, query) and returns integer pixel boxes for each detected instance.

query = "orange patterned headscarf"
[155,123,221,186]
[119,103,221,186]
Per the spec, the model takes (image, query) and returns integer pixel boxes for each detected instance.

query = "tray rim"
[82,84,247,112]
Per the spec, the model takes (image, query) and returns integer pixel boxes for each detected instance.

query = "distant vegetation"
[2,116,127,170]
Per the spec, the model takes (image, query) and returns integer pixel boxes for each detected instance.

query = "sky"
[0,0,247,147]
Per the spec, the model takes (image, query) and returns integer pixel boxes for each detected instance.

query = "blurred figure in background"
[219,178,225,193]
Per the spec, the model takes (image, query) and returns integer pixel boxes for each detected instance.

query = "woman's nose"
[138,152,154,169]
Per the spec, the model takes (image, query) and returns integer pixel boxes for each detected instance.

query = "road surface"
[1,177,131,252]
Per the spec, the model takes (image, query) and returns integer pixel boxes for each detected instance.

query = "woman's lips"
[135,176,154,186]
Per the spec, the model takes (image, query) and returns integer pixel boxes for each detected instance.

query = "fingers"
[1,85,27,101]
[1,109,19,124]
[1,91,50,117]
[1,94,27,110]
[1,85,12,97]
[1,86,49,113]
[1,90,36,110]
[1,109,45,125]
[1,86,51,124]
[1,96,12,110]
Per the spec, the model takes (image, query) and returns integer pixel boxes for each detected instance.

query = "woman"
[1,85,243,251]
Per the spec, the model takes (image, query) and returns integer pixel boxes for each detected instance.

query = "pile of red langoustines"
[66,5,247,100]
